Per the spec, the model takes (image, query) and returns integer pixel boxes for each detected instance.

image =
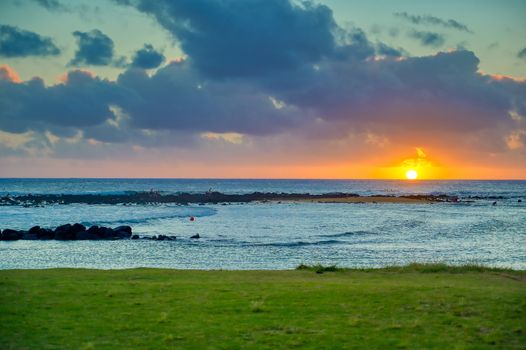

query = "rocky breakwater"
[0,224,133,241]
[0,191,362,206]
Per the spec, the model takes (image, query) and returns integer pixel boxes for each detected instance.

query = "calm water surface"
[1,179,525,269]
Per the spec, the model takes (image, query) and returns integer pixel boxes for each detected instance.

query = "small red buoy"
[189,216,195,221]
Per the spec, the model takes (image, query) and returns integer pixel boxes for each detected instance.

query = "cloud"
[3,47,524,155]
[335,28,375,61]
[0,59,303,145]
[0,69,127,134]
[131,44,165,69]
[30,0,68,11]
[69,29,124,67]
[394,12,472,33]
[0,24,60,57]
[1,0,525,164]
[117,0,338,78]
[30,0,104,22]
[201,132,245,144]
[258,50,526,167]
[518,47,526,59]
[505,130,526,150]
[409,30,445,47]
[116,60,302,135]
[376,43,405,57]
[400,147,432,170]
[0,64,21,83]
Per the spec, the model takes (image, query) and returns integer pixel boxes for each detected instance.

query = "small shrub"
[297,262,516,274]
[296,263,309,270]
[296,264,342,273]
[371,262,514,274]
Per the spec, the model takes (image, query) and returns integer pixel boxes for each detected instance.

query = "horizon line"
[1,177,525,181]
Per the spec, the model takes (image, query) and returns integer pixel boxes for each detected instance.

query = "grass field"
[1,264,525,349]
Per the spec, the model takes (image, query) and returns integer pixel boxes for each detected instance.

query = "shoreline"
[0,191,459,206]
[284,195,444,204]
[1,263,524,273]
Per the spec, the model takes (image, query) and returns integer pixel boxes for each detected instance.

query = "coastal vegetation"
[1,264,524,349]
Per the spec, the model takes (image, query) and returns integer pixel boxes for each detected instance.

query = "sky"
[0,0,525,179]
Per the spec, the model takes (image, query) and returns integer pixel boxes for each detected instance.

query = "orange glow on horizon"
[1,146,525,179]
[372,147,445,180]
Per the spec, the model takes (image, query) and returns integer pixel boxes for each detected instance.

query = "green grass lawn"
[0,264,525,349]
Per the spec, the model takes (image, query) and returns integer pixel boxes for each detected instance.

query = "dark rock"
[113,231,130,239]
[76,230,99,240]
[71,223,86,239]
[113,225,132,239]
[28,226,41,235]
[54,224,75,240]
[131,234,139,239]
[1,229,21,241]
[99,227,115,239]
[93,226,116,239]
[72,223,86,233]
[87,225,102,238]
[37,228,54,239]
[0,223,137,241]
[21,231,38,240]
[190,234,200,239]
[114,225,132,235]
[152,234,177,241]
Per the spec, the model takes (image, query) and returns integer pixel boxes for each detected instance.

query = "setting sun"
[406,169,418,180]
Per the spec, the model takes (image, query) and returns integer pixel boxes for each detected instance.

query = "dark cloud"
[31,0,68,11]
[0,59,302,142]
[0,24,60,57]
[131,44,165,69]
[117,0,338,78]
[394,12,472,33]
[333,28,375,61]
[250,50,526,160]
[518,47,526,59]
[0,70,127,134]
[116,60,301,135]
[30,0,103,23]
[1,0,525,159]
[409,30,445,47]
[70,29,124,67]
[487,42,499,50]
[376,43,404,57]
[3,47,524,151]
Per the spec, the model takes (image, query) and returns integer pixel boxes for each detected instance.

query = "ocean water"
[0,179,525,270]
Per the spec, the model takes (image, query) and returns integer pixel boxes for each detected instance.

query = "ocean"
[0,179,525,269]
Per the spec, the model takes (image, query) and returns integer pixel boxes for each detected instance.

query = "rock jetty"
[0,224,133,241]
[0,224,187,241]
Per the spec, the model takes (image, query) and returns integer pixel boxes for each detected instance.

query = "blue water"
[0,179,525,269]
